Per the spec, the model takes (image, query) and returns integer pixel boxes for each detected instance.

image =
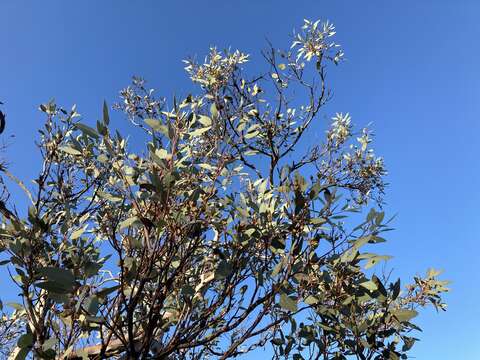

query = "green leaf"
[145,120,170,137]
[84,295,100,315]
[372,275,388,297]
[181,284,195,297]
[85,318,106,329]
[353,236,371,249]
[103,100,110,125]
[119,217,140,230]
[375,211,385,225]
[75,123,99,139]
[279,293,298,312]
[245,124,261,139]
[271,260,283,277]
[367,208,377,222]
[97,190,122,202]
[210,103,219,119]
[42,337,56,351]
[402,336,417,352]
[59,146,81,156]
[392,279,401,300]
[96,120,107,136]
[96,285,121,298]
[145,118,163,131]
[310,217,327,225]
[71,226,86,240]
[38,267,76,291]
[17,332,33,348]
[7,302,24,311]
[360,280,378,292]
[97,154,108,163]
[198,115,212,127]
[304,295,319,305]
[47,292,69,303]
[166,123,175,138]
[271,338,284,346]
[199,163,216,171]
[392,309,418,323]
[364,255,392,269]
[245,131,260,139]
[36,280,72,294]
[154,149,172,160]
[214,260,232,280]
[14,348,31,360]
[189,126,211,137]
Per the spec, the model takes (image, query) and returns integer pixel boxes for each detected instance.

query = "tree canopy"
[0,19,447,360]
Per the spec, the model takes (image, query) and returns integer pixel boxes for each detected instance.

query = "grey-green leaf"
[392,309,418,323]
[214,260,232,280]
[279,293,298,312]
[59,146,81,156]
[17,332,33,349]
[145,118,164,132]
[38,267,76,290]
[119,217,140,230]
[103,101,110,125]
[75,123,99,139]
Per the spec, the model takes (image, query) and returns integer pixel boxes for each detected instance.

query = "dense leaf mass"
[0,20,447,360]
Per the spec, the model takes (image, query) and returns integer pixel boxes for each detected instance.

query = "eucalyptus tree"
[0,20,447,360]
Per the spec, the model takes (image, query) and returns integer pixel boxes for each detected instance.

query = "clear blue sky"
[1,1,478,358]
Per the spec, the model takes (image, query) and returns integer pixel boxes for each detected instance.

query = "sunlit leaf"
[59,146,81,156]
[392,309,418,323]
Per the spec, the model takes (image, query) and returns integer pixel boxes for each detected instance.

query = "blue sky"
[1,1,479,358]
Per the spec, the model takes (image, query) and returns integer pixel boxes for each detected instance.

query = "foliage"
[0,19,447,360]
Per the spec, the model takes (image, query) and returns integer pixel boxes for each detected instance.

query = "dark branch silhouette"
[0,101,5,134]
